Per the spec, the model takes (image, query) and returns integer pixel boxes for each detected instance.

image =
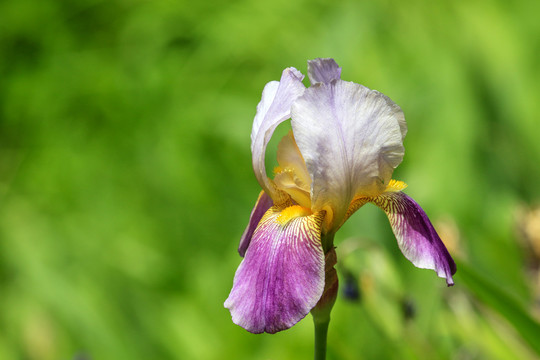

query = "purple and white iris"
[224,58,456,334]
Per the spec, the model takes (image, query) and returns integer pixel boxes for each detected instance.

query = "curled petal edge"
[250,68,305,201]
[238,191,274,257]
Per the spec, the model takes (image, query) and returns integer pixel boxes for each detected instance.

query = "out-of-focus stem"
[313,316,330,360]
[311,240,338,360]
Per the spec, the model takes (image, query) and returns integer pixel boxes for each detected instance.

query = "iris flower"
[224,58,456,335]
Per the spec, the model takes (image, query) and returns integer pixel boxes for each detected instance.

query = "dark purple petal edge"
[238,191,273,257]
[372,191,457,286]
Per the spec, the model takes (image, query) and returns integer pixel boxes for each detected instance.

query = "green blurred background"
[1,0,540,359]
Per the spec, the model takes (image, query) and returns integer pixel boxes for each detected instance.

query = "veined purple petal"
[307,58,342,85]
[291,78,406,230]
[225,206,326,334]
[371,191,456,286]
[238,191,273,257]
[251,68,305,200]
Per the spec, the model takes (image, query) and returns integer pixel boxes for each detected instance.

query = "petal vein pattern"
[224,206,326,334]
[291,80,406,229]
[372,191,457,286]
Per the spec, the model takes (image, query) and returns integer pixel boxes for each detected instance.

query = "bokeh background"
[1,0,540,359]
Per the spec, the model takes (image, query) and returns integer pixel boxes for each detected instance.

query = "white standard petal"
[251,68,305,200]
[291,80,406,229]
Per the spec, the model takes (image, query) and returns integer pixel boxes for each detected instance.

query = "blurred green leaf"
[458,261,540,355]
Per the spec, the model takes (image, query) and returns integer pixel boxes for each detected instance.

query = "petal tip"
[372,191,457,286]
[284,67,305,82]
[307,58,342,84]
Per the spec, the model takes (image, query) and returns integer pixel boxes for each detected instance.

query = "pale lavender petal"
[224,207,326,334]
[251,68,305,199]
[238,191,273,257]
[307,58,342,85]
[291,79,406,229]
[371,191,457,286]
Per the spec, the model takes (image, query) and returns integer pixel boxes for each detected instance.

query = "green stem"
[313,316,330,360]
[312,237,337,360]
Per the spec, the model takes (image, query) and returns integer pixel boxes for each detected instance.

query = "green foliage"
[1,0,539,359]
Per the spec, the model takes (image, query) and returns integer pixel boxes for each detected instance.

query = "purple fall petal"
[225,207,326,334]
[238,191,273,257]
[307,58,342,85]
[371,191,457,286]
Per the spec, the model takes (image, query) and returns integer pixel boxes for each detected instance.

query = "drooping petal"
[307,58,342,85]
[224,205,326,334]
[238,191,273,257]
[291,79,407,230]
[371,190,457,286]
[251,68,305,201]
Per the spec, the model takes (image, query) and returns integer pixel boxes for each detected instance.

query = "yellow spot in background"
[435,216,461,257]
[276,205,312,225]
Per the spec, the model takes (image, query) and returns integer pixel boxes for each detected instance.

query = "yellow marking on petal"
[273,166,283,175]
[333,180,408,234]
[385,179,408,192]
[267,179,292,207]
[276,205,313,225]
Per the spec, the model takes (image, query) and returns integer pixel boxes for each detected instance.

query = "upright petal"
[238,191,274,257]
[307,58,342,85]
[273,132,312,208]
[251,68,305,201]
[224,205,326,334]
[291,79,406,229]
[276,132,311,189]
[371,190,457,286]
